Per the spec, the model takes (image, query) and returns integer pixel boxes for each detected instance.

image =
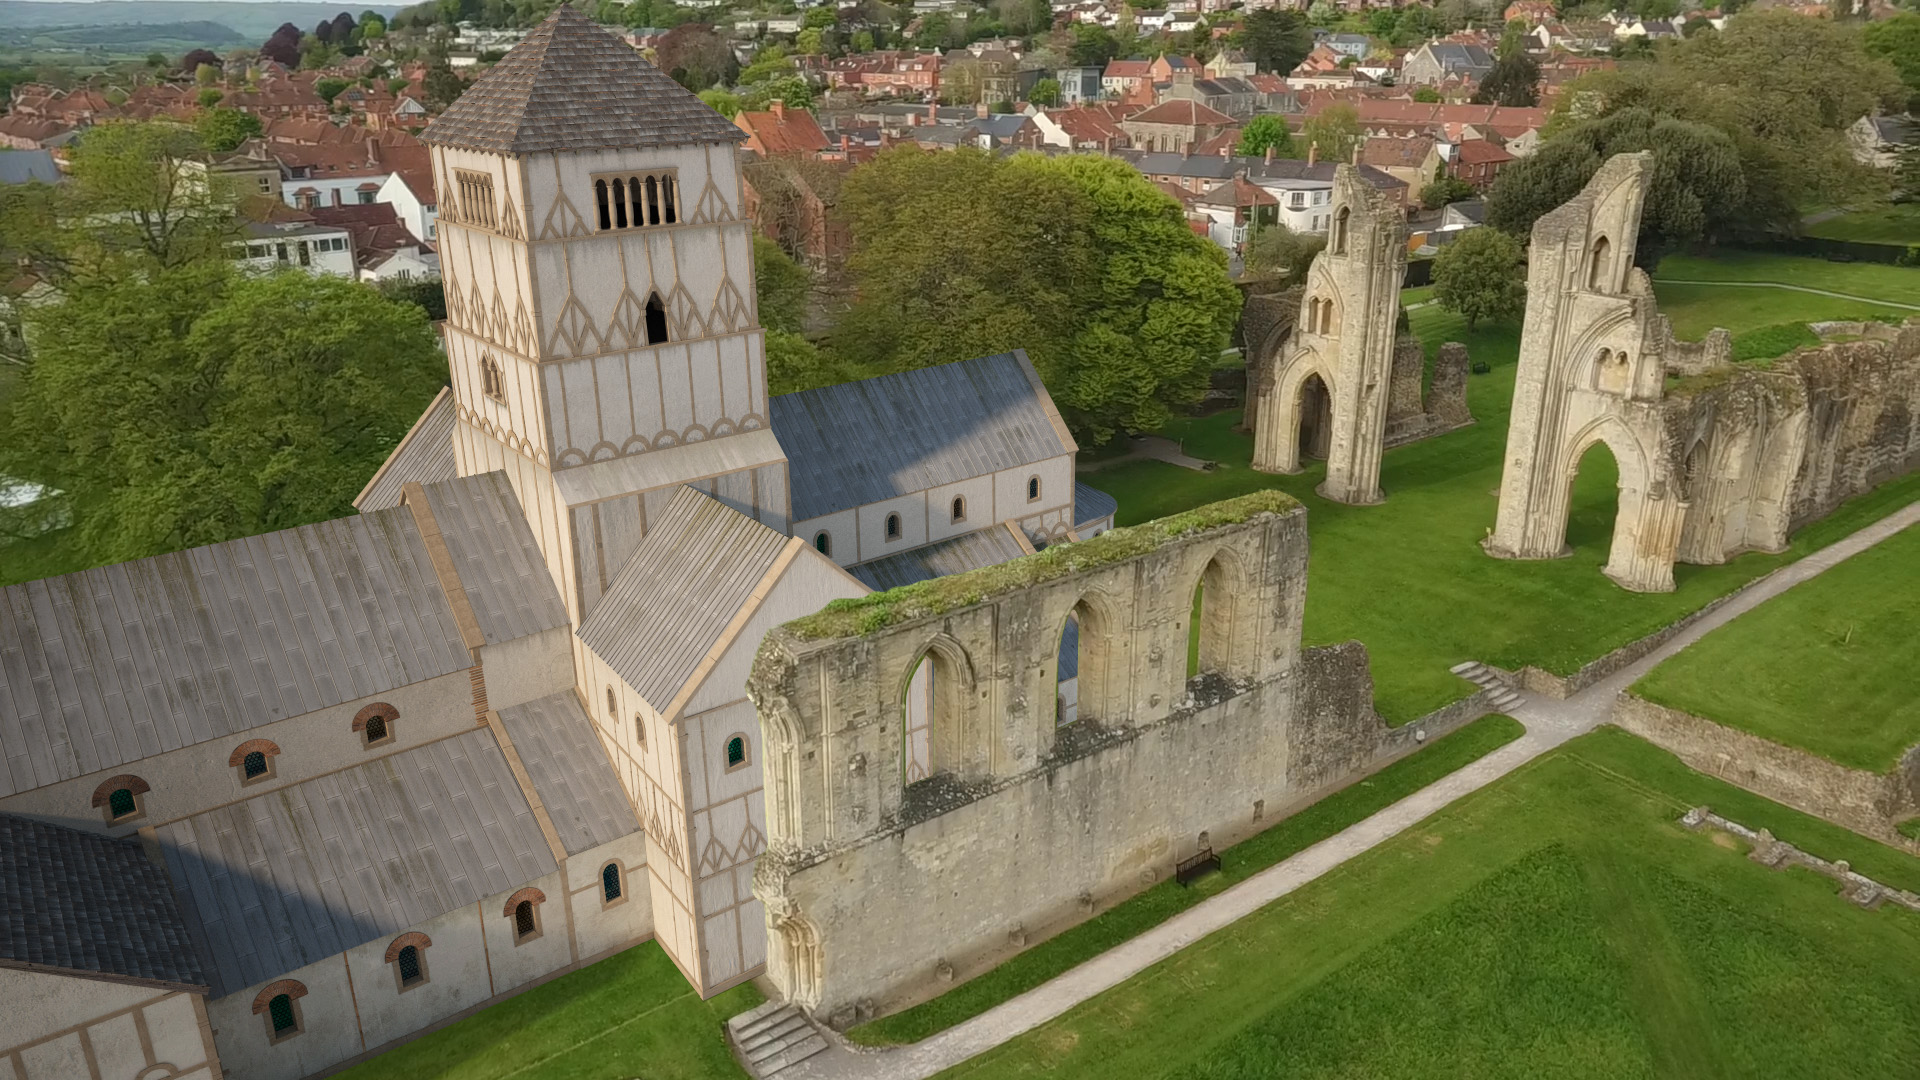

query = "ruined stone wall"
[746,495,1391,1023]
[1613,694,1920,841]
[1239,285,1302,438]
[1384,338,1475,449]
[1779,329,1920,530]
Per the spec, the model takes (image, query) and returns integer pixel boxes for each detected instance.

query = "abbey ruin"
[1248,165,1472,502]
[745,493,1429,1023]
[1487,153,1920,591]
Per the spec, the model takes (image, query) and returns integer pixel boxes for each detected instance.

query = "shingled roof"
[421,5,746,155]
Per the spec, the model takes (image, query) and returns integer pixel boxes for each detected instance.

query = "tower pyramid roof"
[422,5,745,155]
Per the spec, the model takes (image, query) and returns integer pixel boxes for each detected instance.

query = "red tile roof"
[733,102,830,157]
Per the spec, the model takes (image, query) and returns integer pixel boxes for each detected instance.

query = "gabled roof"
[577,487,792,714]
[495,691,641,856]
[356,386,456,512]
[735,103,830,157]
[1453,138,1514,165]
[1127,99,1233,127]
[770,350,1076,523]
[850,523,1030,591]
[0,815,207,990]
[422,5,744,155]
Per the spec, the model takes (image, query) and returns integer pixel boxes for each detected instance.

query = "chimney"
[840,134,851,153]
[1308,140,1318,167]
[770,98,785,119]
[928,101,937,122]
[976,102,989,118]
[1265,145,1274,164]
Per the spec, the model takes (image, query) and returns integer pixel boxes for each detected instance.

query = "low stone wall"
[1499,578,1758,700]
[1617,695,1920,845]
[1682,806,1920,905]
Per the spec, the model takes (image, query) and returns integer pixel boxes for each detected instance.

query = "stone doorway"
[1297,373,1333,461]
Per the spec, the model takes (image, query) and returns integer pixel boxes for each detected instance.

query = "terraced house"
[0,9,1115,1079]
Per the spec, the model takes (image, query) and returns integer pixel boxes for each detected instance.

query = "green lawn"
[333,943,761,1080]
[849,713,1525,1046]
[1083,281,1920,722]
[1651,251,1920,307]
[1803,203,1920,246]
[939,728,1920,1080]
[1632,522,1920,773]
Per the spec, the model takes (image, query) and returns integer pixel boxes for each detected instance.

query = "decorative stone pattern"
[1681,807,1920,910]
[1250,165,1409,504]
[745,501,1424,1024]
[1487,151,1920,593]
[1617,695,1920,844]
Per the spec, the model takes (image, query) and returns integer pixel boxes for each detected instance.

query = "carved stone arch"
[896,631,978,697]
[1056,588,1120,725]
[1561,307,1636,390]
[897,632,978,783]
[1561,413,1654,493]
[1186,545,1257,683]
[769,907,824,1008]
[1587,234,1612,291]
[1265,350,1337,473]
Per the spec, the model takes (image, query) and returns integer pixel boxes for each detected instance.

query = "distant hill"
[30,20,247,46]
[0,2,405,39]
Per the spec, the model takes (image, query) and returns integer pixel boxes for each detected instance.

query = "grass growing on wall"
[332,944,762,1080]
[845,713,1526,1047]
[939,728,1920,1080]
[1632,522,1920,773]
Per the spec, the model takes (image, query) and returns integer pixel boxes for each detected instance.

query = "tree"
[741,77,814,111]
[1071,23,1118,67]
[330,12,358,45]
[1243,223,1323,281]
[196,107,262,152]
[1235,114,1294,158]
[755,233,811,333]
[1412,86,1441,103]
[315,77,352,104]
[697,88,743,117]
[766,330,864,396]
[1419,173,1477,209]
[261,23,303,67]
[360,11,388,39]
[656,24,737,91]
[0,266,446,567]
[1028,77,1062,106]
[1471,51,1540,107]
[181,48,219,73]
[197,86,225,109]
[1239,9,1313,73]
[1485,107,1746,262]
[795,27,826,55]
[1301,103,1361,163]
[423,58,466,109]
[1431,226,1525,331]
[1864,12,1920,112]
[836,149,1241,443]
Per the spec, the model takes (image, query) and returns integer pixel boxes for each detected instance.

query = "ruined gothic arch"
[897,632,977,784]
[1587,234,1612,291]
[1056,589,1120,725]
[1557,414,1662,588]
[770,910,824,1009]
[1186,547,1254,683]
[1263,353,1337,475]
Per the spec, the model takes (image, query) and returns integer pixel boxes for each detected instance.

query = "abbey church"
[0,10,1115,1080]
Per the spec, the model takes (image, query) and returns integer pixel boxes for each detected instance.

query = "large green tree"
[1432,227,1526,331]
[1471,51,1540,107]
[1237,9,1313,73]
[1301,104,1361,164]
[197,107,262,152]
[1235,114,1295,158]
[836,149,1241,443]
[1485,107,1746,263]
[1864,12,1920,112]
[1243,223,1323,282]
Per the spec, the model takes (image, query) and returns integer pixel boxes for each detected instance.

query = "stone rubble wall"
[1682,806,1920,907]
[1384,337,1474,449]
[1779,329,1920,532]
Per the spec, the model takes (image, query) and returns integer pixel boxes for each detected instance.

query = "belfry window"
[591,169,680,232]
[481,354,506,403]
[454,169,496,230]
[645,292,669,345]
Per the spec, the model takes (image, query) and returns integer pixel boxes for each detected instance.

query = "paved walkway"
[1656,278,1920,311]
[783,501,1920,1080]
[1077,434,1214,473]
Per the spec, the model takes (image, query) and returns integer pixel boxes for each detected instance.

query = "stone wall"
[1384,338,1474,449]
[746,494,1419,1024]
[1614,694,1920,843]
[1779,329,1920,531]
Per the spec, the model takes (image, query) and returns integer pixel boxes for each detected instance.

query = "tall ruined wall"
[1384,338,1474,448]
[745,494,1389,1023]
[1239,285,1303,438]
[1779,327,1920,529]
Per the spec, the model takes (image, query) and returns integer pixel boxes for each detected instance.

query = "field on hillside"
[939,728,1920,1080]
[1633,522,1920,773]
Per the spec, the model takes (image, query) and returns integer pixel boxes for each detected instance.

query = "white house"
[1257,176,1336,233]
[236,221,357,277]
[377,165,439,244]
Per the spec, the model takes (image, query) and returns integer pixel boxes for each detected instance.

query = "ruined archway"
[1558,417,1672,591]
[1297,372,1333,462]
[899,634,976,784]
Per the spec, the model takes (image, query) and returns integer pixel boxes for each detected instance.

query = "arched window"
[645,175,661,226]
[253,980,307,1042]
[602,863,623,904]
[92,774,150,825]
[885,513,901,540]
[514,900,536,938]
[1588,235,1611,292]
[1027,476,1041,502]
[107,787,138,821]
[814,531,831,555]
[1332,206,1350,254]
[662,176,677,223]
[396,945,423,988]
[607,685,618,718]
[644,292,668,345]
[594,178,610,231]
[634,713,646,746]
[355,703,398,747]
[612,176,629,228]
[229,739,280,784]
[725,734,748,770]
[480,354,506,403]
[951,496,966,523]
[268,994,298,1037]
[1188,556,1238,682]
[242,751,269,780]
[385,932,432,991]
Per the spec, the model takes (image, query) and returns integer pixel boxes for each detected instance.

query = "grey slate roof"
[156,728,554,998]
[770,351,1073,522]
[0,506,470,800]
[1074,482,1117,530]
[576,487,790,714]
[422,5,746,155]
[0,149,59,186]
[0,814,207,989]
[496,691,639,856]
[354,387,456,513]
[1118,150,1405,193]
[420,472,570,647]
[849,524,1029,591]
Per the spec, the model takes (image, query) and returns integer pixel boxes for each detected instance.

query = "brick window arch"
[353,703,399,748]
[91,774,151,824]
[385,932,432,991]
[503,887,546,944]
[228,739,282,785]
[252,979,308,1042]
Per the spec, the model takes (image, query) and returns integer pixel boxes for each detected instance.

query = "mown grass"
[1085,276,1920,721]
[1803,203,1920,246]
[1652,251,1920,307]
[1633,521,1920,773]
[939,728,1920,1080]
[846,713,1526,1046]
[333,943,761,1080]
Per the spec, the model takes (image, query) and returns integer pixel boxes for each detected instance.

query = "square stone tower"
[422,6,790,624]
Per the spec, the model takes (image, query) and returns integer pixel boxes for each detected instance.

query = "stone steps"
[1450,661,1525,712]
[727,1001,829,1079]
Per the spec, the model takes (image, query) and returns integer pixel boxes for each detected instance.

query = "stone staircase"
[727,1000,829,1079]
[1450,661,1525,714]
